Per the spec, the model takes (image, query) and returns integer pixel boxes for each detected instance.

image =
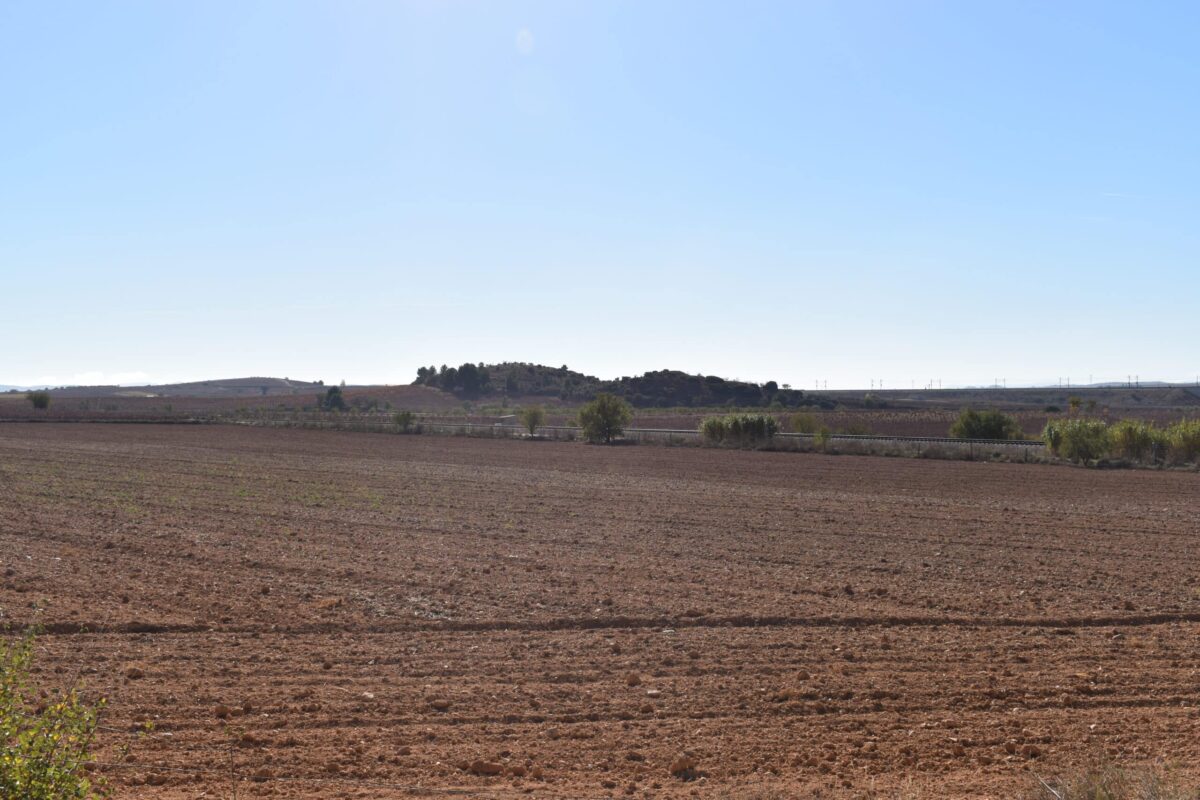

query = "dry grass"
[1026,765,1199,800]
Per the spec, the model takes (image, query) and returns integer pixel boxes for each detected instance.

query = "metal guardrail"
[0,413,1046,449]
[261,417,1045,448]
[526,425,1045,447]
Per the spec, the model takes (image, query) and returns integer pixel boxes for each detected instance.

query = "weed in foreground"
[1024,764,1199,800]
[1,631,108,799]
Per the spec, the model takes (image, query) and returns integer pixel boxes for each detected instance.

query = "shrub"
[949,408,1023,440]
[1,631,106,799]
[393,410,416,432]
[700,414,779,446]
[26,391,50,410]
[1164,419,1200,465]
[1108,419,1163,461]
[813,426,832,450]
[577,393,632,444]
[788,412,819,434]
[520,405,546,436]
[1044,418,1110,462]
[319,386,347,412]
[699,416,726,443]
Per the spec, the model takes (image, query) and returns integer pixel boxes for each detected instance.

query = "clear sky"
[3,1,1198,389]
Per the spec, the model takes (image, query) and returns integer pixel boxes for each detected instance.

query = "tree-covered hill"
[412,362,831,409]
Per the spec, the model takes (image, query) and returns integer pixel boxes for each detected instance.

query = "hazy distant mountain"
[44,377,327,399]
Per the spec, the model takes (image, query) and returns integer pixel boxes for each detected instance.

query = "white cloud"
[515,28,534,55]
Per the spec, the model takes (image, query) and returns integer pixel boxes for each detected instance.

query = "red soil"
[1,424,1198,798]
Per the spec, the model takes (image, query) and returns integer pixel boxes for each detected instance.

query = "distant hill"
[412,362,832,409]
[46,377,327,399]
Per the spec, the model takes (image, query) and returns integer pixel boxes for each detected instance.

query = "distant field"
[5,381,1198,445]
[3,423,1199,798]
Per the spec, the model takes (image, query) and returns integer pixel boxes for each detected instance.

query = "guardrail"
[232,415,1046,449]
[0,412,1047,451]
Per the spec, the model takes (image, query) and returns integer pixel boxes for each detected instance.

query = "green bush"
[950,408,1023,440]
[699,416,726,442]
[788,412,819,434]
[393,410,416,432]
[577,393,632,444]
[1164,419,1200,465]
[813,426,832,450]
[699,413,779,446]
[319,386,347,412]
[26,391,50,410]
[1,632,106,799]
[1108,419,1163,461]
[1043,419,1111,462]
[519,405,546,436]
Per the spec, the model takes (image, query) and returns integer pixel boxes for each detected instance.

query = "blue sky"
[3,1,1197,389]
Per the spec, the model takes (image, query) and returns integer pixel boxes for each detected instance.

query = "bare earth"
[1,424,1198,798]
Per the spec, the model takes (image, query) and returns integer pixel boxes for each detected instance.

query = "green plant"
[1,631,107,799]
[26,391,50,410]
[1043,418,1111,462]
[577,393,632,444]
[393,410,416,432]
[699,414,779,446]
[813,426,832,450]
[950,408,1023,440]
[520,405,546,436]
[699,416,726,443]
[789,412,819,434]
[319,386,347,412]
[1163,419,1200,465]
[1108,419,1163,462]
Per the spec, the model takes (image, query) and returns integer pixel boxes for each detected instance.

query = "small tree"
[27,391,50,410]
[520,405,546,436]
[393,410,415,432]
[578,393,632,444]
[320,386,347,412]
[1,631,107,799]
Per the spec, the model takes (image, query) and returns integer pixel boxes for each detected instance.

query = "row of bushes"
[1043,418,1200,464]
[699,413,780,446]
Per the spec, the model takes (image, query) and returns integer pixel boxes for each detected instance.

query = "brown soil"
[1,424,1198,798]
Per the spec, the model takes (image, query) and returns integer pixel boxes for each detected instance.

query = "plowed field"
[1,424,1198,798]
